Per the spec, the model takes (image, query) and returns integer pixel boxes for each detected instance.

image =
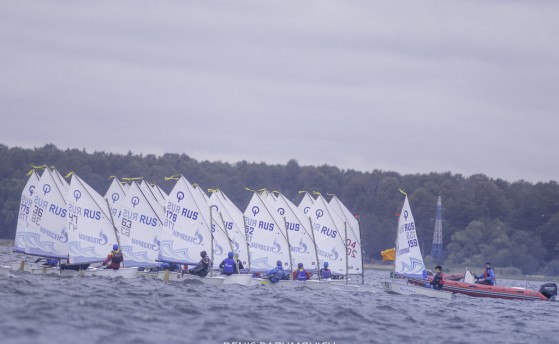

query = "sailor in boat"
[292,263,311,281]
[101,244,124,270]
[264,260,286,283]
[35,258,59,268]
[233,252,244,271]
[474,262,496,285]
[188,250,211,277]
[319,261,332,279]
[429,265,445,290]
[219,252,238,275]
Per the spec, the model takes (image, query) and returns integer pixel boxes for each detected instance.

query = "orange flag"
[381,248,396,261]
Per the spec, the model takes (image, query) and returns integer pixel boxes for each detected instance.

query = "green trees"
[1,143,558,274]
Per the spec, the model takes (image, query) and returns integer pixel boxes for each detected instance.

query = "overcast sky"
[1,1,558,183]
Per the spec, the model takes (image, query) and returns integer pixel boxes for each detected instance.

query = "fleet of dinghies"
[7,167,557,300]
[6,168,365,289]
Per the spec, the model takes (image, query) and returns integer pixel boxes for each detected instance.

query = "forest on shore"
[1,143,558,275]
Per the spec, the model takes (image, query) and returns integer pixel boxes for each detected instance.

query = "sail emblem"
[73,190,81,202]
[403,210,408,221]
[99,229,108,246]
[28,185,35,196]
[315,209,324,219]
[231,239,240,252]
[278,207,285,215]
[296,238,308,253]
[193,229,203,244]
[214,241,223,256]
[176,191,185,202]
[131,196,140,207]
[252,206,260,216]
[59,227,68,243]
[329,246,339,260]
[111,193,119,203]
[43,184,51,195]
[152,236,160,251]
[272,238,281,253]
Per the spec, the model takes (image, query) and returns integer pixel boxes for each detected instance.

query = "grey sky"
[1,1,558,183]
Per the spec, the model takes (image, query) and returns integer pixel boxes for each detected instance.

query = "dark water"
[1,246,557,344]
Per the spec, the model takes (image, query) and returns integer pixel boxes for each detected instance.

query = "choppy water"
[1,246,557,344]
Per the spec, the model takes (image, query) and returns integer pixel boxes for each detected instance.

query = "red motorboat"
[407,269,557,301]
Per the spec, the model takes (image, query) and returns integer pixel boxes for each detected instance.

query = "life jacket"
[223,258,235,275]
[270,267,284,283]
[296,268,308,281]
[434,272,445,287]
[484,267,496,284]
[111,250,123,264]
[320,268,331,279]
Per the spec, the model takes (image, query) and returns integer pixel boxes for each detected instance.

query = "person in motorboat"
[101,244,124,270]
[293,262,311,281]
[474,262,496,285]
[219,252,238,275]
[188,250,211,277]
[319,261,332,279]
[264,260,286,283]
[429,265,445,290]
[234,252,244,271]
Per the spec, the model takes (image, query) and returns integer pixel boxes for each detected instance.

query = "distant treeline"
[1,143,558,275]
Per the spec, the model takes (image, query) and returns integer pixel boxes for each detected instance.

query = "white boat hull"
[156,270,225,285]
[30,267,78,276]
[221,274,253,285]
[382,280,453,299]
[10,261,43,273]
[81,267,138,279]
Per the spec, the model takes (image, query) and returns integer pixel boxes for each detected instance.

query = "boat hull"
[81,267,138,279]
[156,270,225,285]
[221,274,253,285]
[440,280,548,301]
[382,280,453,300]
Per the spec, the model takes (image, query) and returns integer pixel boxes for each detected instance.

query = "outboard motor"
[539,283,557,300]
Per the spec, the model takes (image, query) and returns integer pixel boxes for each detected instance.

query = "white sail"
[140,180,167,212]
[14,171,41,253]
[329,195,363,275]
[116,181,162,267]
[298,192,315,216]
[157,176,212,264]
[244,192,291,273]
[66,173,119,264]
[394,195,426,279]
[308,194,347,275]
[273,192,319,272]
[104,178,127,222]
[208,190,250,269]
[21,168,69,259]
[192,184,232,269]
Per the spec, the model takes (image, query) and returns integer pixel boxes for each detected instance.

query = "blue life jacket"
[223,258,236,275]
[296,269,308,281]
[320,268,331,279]
[269,267,284,283]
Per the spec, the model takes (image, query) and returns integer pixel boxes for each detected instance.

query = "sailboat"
[244,190,292,286]
[208,189,253,285]
[156,175,224,285]
[11,167,75,275]
[382,193,452,299]
[66,172,137,278]
[328,195,364,283]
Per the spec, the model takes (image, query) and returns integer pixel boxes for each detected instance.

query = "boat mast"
[356,214,364,285]
[430,196,443,262]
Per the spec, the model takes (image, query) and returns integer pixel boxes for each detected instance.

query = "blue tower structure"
[430,196,443,260]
